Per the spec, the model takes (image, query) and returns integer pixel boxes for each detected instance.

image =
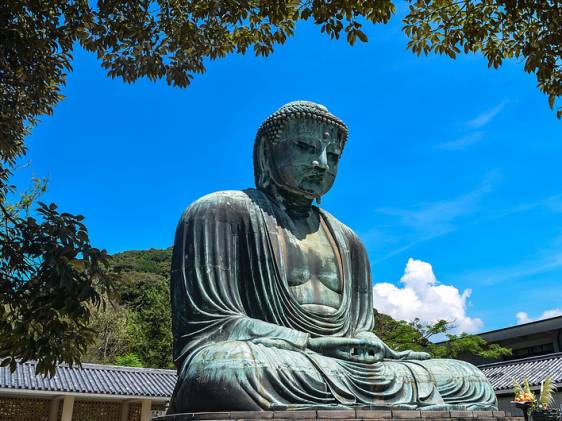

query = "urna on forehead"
[256,100,349,145]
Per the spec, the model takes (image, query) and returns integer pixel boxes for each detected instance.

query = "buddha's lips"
[304,172,326,182]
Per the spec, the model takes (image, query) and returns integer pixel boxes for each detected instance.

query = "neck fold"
[261,184,314,218]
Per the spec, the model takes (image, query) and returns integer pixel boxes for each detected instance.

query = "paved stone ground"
[154,409,523,421]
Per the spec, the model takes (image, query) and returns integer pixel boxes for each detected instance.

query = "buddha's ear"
[256,135,271,190]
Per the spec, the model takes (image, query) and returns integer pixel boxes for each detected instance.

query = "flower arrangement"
[537,377,557,411]
[513,377,537,405]
[512,377,559,421]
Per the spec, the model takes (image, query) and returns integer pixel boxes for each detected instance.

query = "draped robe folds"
[169,189,497,413]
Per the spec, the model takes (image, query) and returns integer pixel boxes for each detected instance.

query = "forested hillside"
[84,248,174,368]
[85,248,509,368]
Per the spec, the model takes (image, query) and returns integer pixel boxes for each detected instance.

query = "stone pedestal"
[153,409,523,421]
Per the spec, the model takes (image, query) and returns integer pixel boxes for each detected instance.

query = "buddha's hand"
[307,336,385,363]
[353,332,431,361]
[395,350,431,361]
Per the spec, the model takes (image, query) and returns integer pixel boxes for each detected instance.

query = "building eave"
[0,387,169,402]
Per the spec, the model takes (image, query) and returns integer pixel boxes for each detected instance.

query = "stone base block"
[153,410,522,421]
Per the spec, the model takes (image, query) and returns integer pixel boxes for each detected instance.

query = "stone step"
[153,410,521,421]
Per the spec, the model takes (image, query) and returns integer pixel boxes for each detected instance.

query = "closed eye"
[296,141,316,152]
[327,152,339,160]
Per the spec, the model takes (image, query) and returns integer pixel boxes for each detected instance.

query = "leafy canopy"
[2,0,560,161]
[404,0,561,118]
[0,166,114,376]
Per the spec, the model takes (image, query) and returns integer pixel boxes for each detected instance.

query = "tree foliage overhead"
[2,1,560,160]
[1,1,88,161]
[404,0,562,118]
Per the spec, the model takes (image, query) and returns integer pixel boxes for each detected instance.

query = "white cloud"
[376,180,490,233]
[437,101,508,151]
[438,132,484,150]
[372,175,497,261]
[490,194,562,219]
[458,250,562,286]
[465,100,508,129]
[373,258,483,333]
[516,308,562,325]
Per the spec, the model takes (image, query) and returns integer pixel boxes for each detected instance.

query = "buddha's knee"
[184,340,257,385]
[172,341,263,412]
[420,359,497,407]
[425,358,489,382]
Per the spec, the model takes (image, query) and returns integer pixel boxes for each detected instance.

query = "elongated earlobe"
[257,136,271,189]
[316,196,321,205]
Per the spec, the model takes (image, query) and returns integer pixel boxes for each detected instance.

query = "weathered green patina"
[168,101,497,413]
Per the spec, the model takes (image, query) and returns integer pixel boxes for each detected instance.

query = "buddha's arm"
[241,323,392,364]
[225,316,309,351]
[225,317,410,363]
[227,319,428,362]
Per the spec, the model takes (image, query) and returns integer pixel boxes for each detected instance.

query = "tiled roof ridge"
[478,352,562,391]
[477,352,562,368]
[478,315,562,335]
[16,360,176,375]
[2,360,177,397]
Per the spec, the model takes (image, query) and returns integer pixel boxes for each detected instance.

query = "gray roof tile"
[478,352,562,391]
[0,361,176,398]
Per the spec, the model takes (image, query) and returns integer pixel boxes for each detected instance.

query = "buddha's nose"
[312,152,329,171]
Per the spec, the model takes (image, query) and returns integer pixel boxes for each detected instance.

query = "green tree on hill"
[373,310,512,360]
[84,248,174,369]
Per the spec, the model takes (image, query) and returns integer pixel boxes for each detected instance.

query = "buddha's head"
[253,101,348,202]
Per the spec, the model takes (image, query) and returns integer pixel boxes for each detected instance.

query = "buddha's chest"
[279,220,343,314]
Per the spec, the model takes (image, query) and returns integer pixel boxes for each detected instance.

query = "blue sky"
[14,16,561,333]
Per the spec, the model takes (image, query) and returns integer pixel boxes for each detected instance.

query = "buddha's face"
[267,118,343,200]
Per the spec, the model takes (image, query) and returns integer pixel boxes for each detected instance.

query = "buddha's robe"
[169,189,497,413]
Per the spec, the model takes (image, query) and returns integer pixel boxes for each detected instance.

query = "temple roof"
[0,360,175,398]
[477,316,562,343]
[478,352,562,393]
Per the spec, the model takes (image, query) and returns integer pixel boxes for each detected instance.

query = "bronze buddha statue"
[168,101,497,413]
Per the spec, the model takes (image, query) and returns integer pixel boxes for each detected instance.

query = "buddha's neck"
[264,184,314,218]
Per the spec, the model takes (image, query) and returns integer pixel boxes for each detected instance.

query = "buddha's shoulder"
[319,208,365,250]
[180,189,263,220]
[190,189,256,206]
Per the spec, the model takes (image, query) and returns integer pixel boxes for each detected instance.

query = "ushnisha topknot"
[255,100,349,145]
